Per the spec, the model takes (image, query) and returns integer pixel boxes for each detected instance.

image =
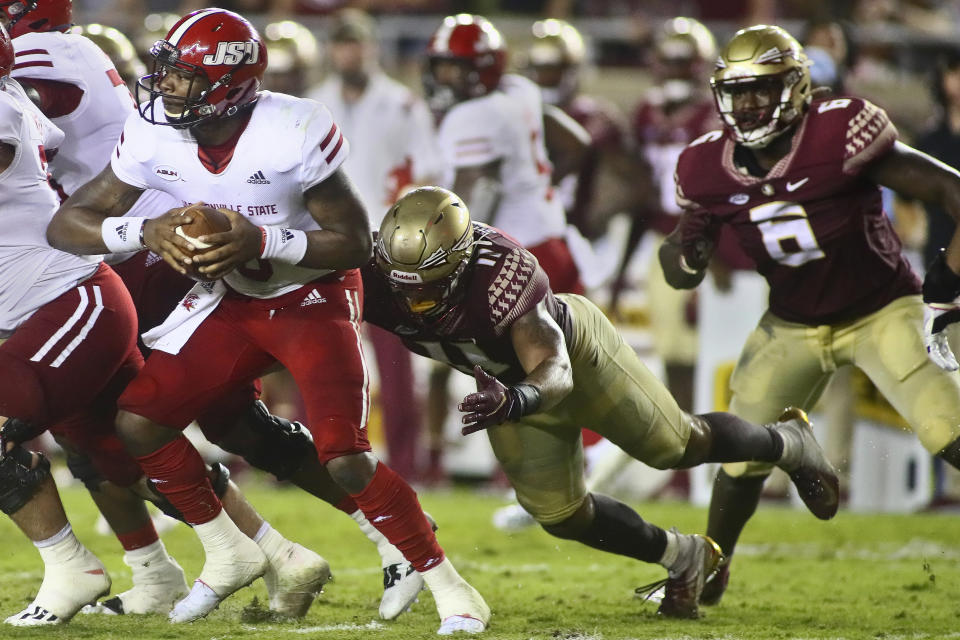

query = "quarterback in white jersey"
[48,9,489,633]
[425,14,583,295]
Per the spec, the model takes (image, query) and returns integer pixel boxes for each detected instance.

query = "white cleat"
[491,503,536,533]
[83,545,188,615]
[6,548,111,626]
[425,559,490,635]
[263,541,331,618]
[169,513,267,623]
[379,561,424,620]
[438,615,487,635]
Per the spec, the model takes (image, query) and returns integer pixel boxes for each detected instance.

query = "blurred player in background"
[261,18,319,97]
[368,186,841,620]
[424,13,583,295]
[660,24,960,605]
[615,16,725,413]
[48,9,489,632]
[308,9,438,492]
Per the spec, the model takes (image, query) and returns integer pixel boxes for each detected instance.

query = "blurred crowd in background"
[60,0,960,508]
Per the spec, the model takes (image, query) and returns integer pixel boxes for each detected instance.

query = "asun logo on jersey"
[154,165,180,181]
[202,41,260,66]
[247,170,270,184]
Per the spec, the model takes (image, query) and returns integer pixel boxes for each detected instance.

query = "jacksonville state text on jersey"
[362,223,573,384]
[0,79,99,335]
[12,31,133,194]
[675,96,920,325]
[111,91,349,299]
[436,74,566,247]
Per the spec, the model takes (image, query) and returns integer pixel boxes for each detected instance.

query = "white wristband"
[259,225,308,264]
[101,217,146,253]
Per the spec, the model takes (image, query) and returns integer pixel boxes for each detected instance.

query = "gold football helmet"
[70,23,146,88]
[376,187,474,316]
[711,24,811,148]
[525,18,585,105]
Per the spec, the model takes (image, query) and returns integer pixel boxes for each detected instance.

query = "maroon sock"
[334,495,359,515]
[350,463,444,572]
[136,437,222,525]
[116,521,160,551]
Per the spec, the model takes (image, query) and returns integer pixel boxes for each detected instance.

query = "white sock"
[35,524,84,566]
[350,510,403,565]
[658,528,681,570]
[192,509,242,553]
[124,539,164,562]
[421,557,461,590]
[253,521,271,544]
[774,424,800,467]
[253,522,288,561]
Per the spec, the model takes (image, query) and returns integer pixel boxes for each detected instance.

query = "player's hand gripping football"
[459,365,516,435]
[922,251,960,371]
[143,206,204,276]
[189,208,262,281]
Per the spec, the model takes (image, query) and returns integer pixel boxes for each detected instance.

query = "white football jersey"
[309,72,441,225]
[12,31,134,195]
[111,91,350,299]
[0,79,99,336]
[436,73,566,247]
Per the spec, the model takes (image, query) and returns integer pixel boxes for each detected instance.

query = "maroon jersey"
[633,92,717,235]
[675,96,920,325]
[362,224,574,384]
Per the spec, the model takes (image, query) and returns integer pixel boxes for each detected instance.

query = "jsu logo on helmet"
[202,41,260,66]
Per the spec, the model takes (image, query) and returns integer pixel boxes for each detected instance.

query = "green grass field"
[1,478,958,640]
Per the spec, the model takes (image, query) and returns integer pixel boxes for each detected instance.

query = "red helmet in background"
[0,0,72,38]
[0,23,13,79]
[135,8,267,128]
[424,14,506,112]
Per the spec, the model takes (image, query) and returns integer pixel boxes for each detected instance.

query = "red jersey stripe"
[319,123,338,150]
[325,133,344,163]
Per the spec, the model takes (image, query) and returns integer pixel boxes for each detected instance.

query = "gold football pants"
[486,294,692,525]
[723,294,960,478]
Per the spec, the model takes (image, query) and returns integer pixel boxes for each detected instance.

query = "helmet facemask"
[711,25,811,149]
[713,69,804,148]
[424,56,482,112]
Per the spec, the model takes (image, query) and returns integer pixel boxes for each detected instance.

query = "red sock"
[350,463,444,572]
[116,521,160,551]
[135,437,222,525]
[334,495,359,515]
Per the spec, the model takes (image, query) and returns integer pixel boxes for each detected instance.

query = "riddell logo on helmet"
[202,41,260,66]
[390,270,422,283]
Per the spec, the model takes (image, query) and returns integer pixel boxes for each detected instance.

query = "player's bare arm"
[47,165,197,275]
[509,300,574,411]
[658,220,711,290]
[459,301,572,434]
[866,141,960,274]
[194,168,372,279]
[453,161,502,225]
[543,102,590,182]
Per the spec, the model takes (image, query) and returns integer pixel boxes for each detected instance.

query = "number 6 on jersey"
[749,201,825,267]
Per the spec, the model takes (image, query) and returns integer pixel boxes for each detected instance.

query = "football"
[174,203,232,256]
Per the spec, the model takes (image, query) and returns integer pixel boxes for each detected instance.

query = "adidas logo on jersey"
[247,170,270,184]
[301,289,327,306]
